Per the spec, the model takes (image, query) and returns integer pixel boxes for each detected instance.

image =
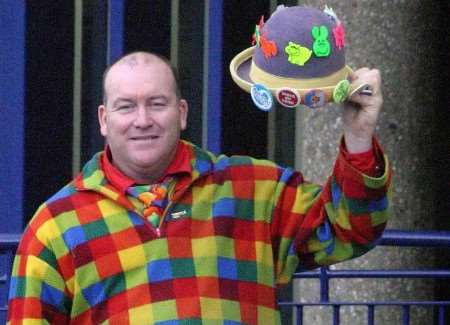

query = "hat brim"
[230,46,358,99]
[229,46,258,93]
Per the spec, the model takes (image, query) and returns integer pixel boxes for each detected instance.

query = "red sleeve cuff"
[340,137,384,177]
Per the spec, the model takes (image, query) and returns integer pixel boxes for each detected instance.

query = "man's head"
[102,52,182,104]
[98,51,188,183]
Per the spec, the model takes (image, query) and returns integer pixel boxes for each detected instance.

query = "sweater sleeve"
[7,205,71,324]
[271,137,391,285]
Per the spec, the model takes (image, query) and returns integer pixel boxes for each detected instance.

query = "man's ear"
[98,105,108,136]
[179,99,189,131]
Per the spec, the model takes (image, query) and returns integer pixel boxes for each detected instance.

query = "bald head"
[102,51,181,104]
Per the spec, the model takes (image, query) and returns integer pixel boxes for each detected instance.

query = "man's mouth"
[130,135,160,141]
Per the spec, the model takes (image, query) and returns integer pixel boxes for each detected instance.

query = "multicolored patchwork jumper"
[8,139,391,324]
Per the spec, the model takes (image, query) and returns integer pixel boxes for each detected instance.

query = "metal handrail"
[0,233,21,249]
[380,229,450,247]
[284,229,450,324]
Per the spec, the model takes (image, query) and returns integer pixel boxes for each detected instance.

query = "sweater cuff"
[335,137,390,198]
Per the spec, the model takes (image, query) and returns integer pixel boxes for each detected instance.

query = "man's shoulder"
[32,181,95,220]
[29,153,105,224]
[184,140,285,179]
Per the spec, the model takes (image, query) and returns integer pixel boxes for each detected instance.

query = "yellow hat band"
[250,61,352,92]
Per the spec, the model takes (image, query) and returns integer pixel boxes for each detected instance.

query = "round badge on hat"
[250,84,274,111]
[304,89,326,108]
[276,88,301,108]
[333,79,350,103]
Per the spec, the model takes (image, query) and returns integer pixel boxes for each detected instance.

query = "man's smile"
[130,135,160,141]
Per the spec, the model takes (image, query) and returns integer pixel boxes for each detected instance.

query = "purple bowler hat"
[230,5,358,110]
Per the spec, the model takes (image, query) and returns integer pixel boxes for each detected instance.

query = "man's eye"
[116,105,133,111]
[152,102,167,108]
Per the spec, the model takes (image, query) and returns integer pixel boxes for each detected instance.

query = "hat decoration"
[230,5,359,111]
[252,16,278,59]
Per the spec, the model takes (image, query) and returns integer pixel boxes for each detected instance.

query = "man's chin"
[133,156,159,169]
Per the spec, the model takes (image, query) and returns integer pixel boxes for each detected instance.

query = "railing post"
[295,305,303,325]
[367,304,375,325]
[320,267,330,302]
[438,305,445,325]
[332,305,340,325]
[402,305,410,325]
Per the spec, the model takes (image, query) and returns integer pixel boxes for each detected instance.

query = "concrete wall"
[292,1,450,324]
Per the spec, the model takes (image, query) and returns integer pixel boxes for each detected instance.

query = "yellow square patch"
[118,245,147,271]
[97,199,124,216]
[258,305,278,324]
[255,241,272,266]
[192,237,217,257]
[35,218,61,243]
[129,304,153,324]
[200,297,223,319]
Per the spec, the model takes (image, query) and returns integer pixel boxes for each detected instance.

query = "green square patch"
[152,300,178,321]
[103,273,126,298]
[104,211,133,233]
[38,246,58,269]
[55,210,81,233]
[83,218,109,240]
[220,299,241,321]
[124,266,149,289]
[171,258,196,278]
[235,199,254,221]
[193,257,218,277]
[237,260,257,282]
[256,263,274,287]
[77,262,101,289]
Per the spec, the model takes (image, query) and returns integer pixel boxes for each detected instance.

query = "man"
[8,51,390,324]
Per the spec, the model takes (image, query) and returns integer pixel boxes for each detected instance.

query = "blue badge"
[250,84,273,111]
[304,89,326,108]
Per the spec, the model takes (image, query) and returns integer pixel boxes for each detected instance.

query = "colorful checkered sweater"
[8,140,391,324]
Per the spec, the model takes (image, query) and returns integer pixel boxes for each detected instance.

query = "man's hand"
[343,68,383,153]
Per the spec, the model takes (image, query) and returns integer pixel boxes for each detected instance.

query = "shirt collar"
[101,141,192,194]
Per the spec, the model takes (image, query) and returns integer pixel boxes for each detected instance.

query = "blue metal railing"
[278,229,450,325]
[1,230,450,324]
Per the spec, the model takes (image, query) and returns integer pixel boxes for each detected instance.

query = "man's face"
[98,58,188,182]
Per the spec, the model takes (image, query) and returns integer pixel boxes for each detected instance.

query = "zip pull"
[148,213,162,237]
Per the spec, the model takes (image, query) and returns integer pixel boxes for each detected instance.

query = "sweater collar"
[74,140,214,198]
[101,141,192,194]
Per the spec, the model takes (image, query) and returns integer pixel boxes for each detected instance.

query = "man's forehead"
[118,53,154,68]
[108,54,156,77]
[105,55,169,87]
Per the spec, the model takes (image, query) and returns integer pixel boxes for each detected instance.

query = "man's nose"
[132,106,153,128]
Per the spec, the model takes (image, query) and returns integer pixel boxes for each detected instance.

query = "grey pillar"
[292,1,449,324]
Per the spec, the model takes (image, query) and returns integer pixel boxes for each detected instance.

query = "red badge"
[276,88,300,108]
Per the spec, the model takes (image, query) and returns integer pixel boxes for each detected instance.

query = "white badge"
[250,84,273,111]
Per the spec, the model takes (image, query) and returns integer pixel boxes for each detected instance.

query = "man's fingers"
[347,68,382,103]
[349,83,372,98]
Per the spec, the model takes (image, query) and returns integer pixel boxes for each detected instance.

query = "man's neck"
[112,157,173,185]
